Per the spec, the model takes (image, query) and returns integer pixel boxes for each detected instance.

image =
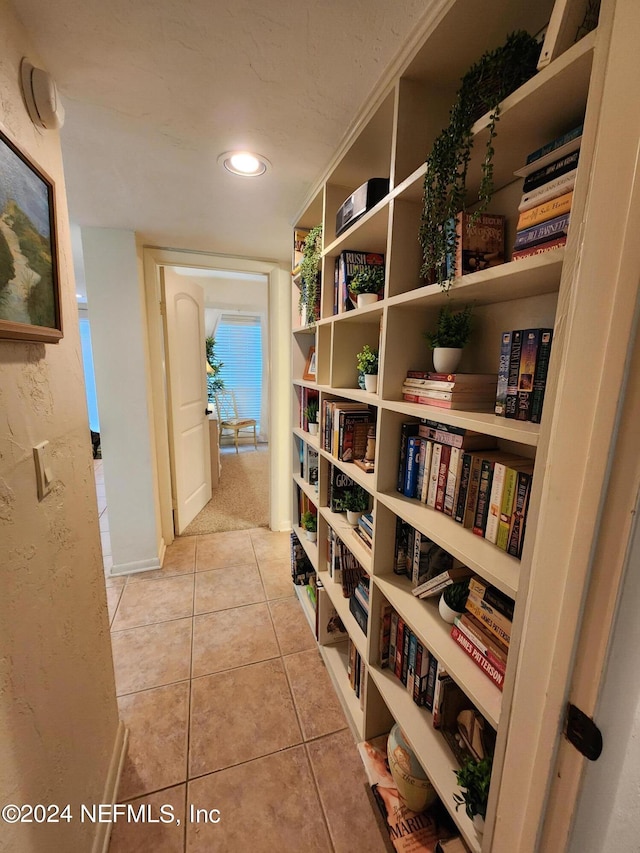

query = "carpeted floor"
[182,447,270,535]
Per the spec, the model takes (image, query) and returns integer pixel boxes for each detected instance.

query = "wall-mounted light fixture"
[20,58,65,130]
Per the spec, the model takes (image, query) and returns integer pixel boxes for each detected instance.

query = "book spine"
[401,622,411,686]
[423,652,438,710]
[472,458,495,536]
[496,467,519,550]
[453,618,506,674]
[379,603,391,668]
[420,440,433,503]
[518,169,577,212]
[451,625,505,690]
[505,330,523,418]
[426,443,442,508]
[495,331,512,416]
[443,446,462,516]
[394,618,405,679]
[507,470,533,559]
[522,149,580,192]
[389,610,398,665]
[516,328,541,422]
[432,668,449,728]
[465,598,512,646]
[514,213,571,250]
[454,452,473,524]
[530,329,554,424]
[403,435,421,498]
[516,191,573,230]
[397,423,419,493]
[512,236,567,260]
[468,577,515,621]
[415,438,427,501]
[463,455,484,529]
[525,123,583,165]
[349,594,368,635]
[485,462,507,544]
[434,444,451,512]
[407,631,418,695]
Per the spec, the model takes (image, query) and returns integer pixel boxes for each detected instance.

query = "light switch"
[33,440,53,500]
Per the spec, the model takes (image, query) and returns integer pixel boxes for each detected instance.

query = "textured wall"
[0,2,120,851]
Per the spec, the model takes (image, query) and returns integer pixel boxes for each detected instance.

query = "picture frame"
[0,129,62,343]
[303,346,316,381]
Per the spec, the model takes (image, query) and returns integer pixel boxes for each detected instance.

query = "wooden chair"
[213,390,257,453]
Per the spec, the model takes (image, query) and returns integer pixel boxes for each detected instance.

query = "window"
[215,314,263,432]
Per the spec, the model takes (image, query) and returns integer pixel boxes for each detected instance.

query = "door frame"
[142,246,291,547]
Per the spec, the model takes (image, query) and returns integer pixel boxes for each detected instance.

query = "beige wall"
[0,2,120,851]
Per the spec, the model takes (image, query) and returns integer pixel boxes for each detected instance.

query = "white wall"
[81,227,164,574]
[0,4,120,851]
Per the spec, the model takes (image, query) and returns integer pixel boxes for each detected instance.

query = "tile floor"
[99,470,391,852]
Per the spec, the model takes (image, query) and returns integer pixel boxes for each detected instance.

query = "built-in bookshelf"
[289,1,626,849]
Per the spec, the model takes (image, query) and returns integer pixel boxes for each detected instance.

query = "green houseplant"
[300,509,317,542]
[439,579,470,623]
[423,304,473,373]
[419,31,540,291]
[205,335,224,405]
[349,266,384,308]
[453,756,493,833]
[356,344,379,393]
[299,224,323,326]
[303,398,319,434]
[338,486,369,525]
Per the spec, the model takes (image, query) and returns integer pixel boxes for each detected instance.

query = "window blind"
[215,314,263,431]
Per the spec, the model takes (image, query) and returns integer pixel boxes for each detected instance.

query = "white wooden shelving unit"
[288,1,631,849]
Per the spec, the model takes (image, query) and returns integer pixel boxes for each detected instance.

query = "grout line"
[185,598,195,853]
[185,742,306,785]
[116,676,192,701]
[303,739,337,853]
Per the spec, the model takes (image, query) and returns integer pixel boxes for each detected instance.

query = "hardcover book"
[512,236,567,260]
[516,190,573,231]
[453,212,505,276]
[521,148,580,193]
[451,625,505,691]
[337,250,385,313]
[513,212,571,251]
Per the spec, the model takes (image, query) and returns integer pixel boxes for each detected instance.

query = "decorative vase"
[305,530,317,542]
[346,510,361,526]
[438,594,464,624]
[357,293,378,309]
[432,347,463,373]
[308,421,319,435]
[387,724,438,812]
[473,815,486,836]
[364,373,378,393]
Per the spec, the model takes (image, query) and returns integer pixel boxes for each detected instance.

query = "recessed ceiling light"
[219,150,269,177]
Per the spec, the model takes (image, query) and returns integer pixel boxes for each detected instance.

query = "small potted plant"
[349,266,385,308]
[453,756,493,836]
[339,486,370,526]
[438,579,469,624]
[304,398,319,435]
[356,344,379,393]
[423,304,473,373]
[300,510,317,542]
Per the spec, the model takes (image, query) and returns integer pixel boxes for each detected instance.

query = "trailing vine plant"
[419,30,541,291]
[299,224,323,325]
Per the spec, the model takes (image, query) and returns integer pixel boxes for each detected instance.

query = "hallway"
[105,528,391,852]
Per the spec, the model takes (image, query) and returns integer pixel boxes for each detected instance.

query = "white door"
[163,270,211,534]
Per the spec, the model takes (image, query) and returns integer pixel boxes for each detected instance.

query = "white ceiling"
[14,0,430,263]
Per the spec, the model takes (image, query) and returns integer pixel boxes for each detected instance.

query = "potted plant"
[299,224,323,326]
[356,344,379,393]
[300,510,317,542]
[349,266,385,308]
[419,31,540,291]
[423,304,473,373]
[304,398,319,435]
[453,756,493,835]
[438,579,470,624]
[339,486,369,526]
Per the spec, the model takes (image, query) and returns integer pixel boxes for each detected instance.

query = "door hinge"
[565,703,603,761]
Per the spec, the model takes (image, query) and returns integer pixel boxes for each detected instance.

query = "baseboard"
[92,720,128,853]
[157,537,167,567]
[110,556,162,576]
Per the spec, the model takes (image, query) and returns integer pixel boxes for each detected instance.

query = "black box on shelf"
[335,178,389,237]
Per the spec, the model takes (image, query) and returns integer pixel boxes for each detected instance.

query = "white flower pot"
[433,347,463,373]
[308,422,319,435]
[438,594,464,624]
[364,373,378,393]
[357,293,378,308]
[346,510,361,526]
[304,530,317,542]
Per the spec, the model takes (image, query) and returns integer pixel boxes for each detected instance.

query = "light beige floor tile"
[194,564,265,614]
[128,537,197,583]
[105,575,126,591]
[284,648,348,741]
[250,529,291,563]
[186,747,332,853]
[189,659,302,777]
[111,617,192,695]
[191,603,279,678]
[108,784,186,853]
[111,575,194,631]
[307,730,392,853]
[195,530,257,571]
[106,584,124,627]
[269,597,316,656]
[118,682,190,800]
[257,556,295,600]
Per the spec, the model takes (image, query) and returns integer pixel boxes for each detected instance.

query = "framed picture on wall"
[0,129,62,342]
[303,346,316,381]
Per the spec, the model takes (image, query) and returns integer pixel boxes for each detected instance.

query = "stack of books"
[495,327,554,422]
[402,371,498,411]
[512,123,582,260]
[349,574,370,635]
[449,576,514,691]
[353,511,374,550]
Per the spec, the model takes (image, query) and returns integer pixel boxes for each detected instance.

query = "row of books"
[326,525,366,598]
[332,249,385,315]
[299,441,319,489]
[347,639,366,706]
[494,327,553,422]
[397,420,534,558]
[512,123,582,260]
[349,575,370,636]
[290,531,315,586]
[353,511,374,551]
[402,370,498,412]
[380,601,439,709]
[322,399,374,461]
[393,518,459,589]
